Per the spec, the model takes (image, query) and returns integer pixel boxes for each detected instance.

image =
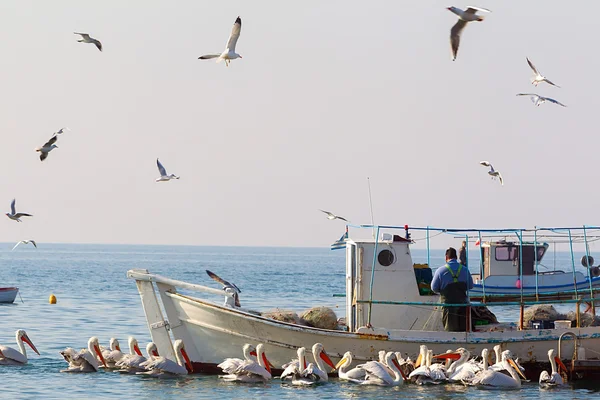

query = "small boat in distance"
[0,287,19,304]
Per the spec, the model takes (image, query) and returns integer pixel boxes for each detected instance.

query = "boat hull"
[0,287,18,304]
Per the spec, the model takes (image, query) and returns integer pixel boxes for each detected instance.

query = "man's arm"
[431,268,441,294]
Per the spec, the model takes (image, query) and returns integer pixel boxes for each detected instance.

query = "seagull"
[54,127,71,135]
[12,240,37,251]
[6,199,33,222]
[526,58,560,88]
[516,93,566,107]
[447,6,491,61]
[319,209,348,222]
[155,159,180,182]
[35,135,58,161]
[198,16,242,67]
[479,161,503,185]
[206,270,241,307]
[74,32,102,52]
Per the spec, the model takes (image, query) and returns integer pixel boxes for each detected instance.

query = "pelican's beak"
[261,352,272,374]
[94,344,108,368]
[320,350,336,371]
[115,344,121,352]
[555,356,568,373]
[303,358,307,370]
[181,347,193,373]
[22,334,40,356]
[392,358,408,381]
[508,358,527,380]
[335,356,349,370]
[134,344,143,357]
[415,353,422,368]
[249,350,257,357]
[432,351,461,360]
[152,349,159,357]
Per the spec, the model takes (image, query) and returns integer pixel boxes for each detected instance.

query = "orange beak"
[433,352,461,360]
[22,335,40,356]
[320,351,336,371]
[508,358,527,380]
[261,352,272,374]
[392,358,408,381]
[116,344,121,352]
[134,344,143,357]
[152,349,159,357]
[94,345,108,368]
[181,348,193,373]
[250,350,257,357]
[555,356,567,373]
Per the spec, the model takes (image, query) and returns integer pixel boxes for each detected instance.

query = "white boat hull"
[0,287,18,304]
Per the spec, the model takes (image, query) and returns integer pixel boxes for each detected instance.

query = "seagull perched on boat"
[526,58,560,88]
[155,159,180,182]
[319,209,348,222]
[35,135,58,161]
[12,240,37,251]
[516,93,566,107]
[479,161,503,185]
[447,6,491,61]
[5,199,33,222]
[198,16,242,66]
[54,127,70,135]
[206,270,241,307]
[74,32,102,51]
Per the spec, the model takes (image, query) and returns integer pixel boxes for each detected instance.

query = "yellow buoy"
[49,294,57,304]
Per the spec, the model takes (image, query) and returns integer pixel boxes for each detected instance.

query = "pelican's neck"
[502,358,521,385]
[426,350,433,368]
[313,346,326,372]
[128,338,137,355]
[298,348,306,371]
[549,353,557,374]
[385,353,403,383]
[339,353,352,374]
[494,346,501,364]
[256,346,266,369]
[242,345,253,361]
[146,343,157,360]
[16,334,26,358]
[174,344,185,368]
[481,349,489,370]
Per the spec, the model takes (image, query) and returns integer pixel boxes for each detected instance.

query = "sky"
[0,1,599,248]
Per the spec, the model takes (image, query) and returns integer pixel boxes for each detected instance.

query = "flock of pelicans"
[0,329,567,390]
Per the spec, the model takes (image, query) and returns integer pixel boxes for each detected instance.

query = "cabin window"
[378,249,395,266]
[495,246,518,261]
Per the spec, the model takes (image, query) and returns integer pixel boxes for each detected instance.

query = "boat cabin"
[479,241,549,277]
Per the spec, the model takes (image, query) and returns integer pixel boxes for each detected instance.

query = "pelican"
[6,199,33,222]
[281,347,308,380]
[435,348,485,382]
[468,350,527,389]
[447,6,491,61]
[155,158,180,182]
[74,32,102,51]
[100,338,124,368]
[60,337,107,372]
[206,270,241,307]
[12,240,37,251]
[199,16,242,67]
[290,343,336,385]
[409,345,432,384]
[138,339,193,377]
[356,351,407,386]
[335,351,367,382]
[117,341,159,374]
[218,343,257,374]
[0,330,40,365]
[526,58,560,88]
[539,349,566,388]
[221,343,272,383]
[319,209,348,222]
[426,350,448,383]
[35,135,58,162]
[397,353,415,376]
[479,161,503,185]
[516,93,566,107]
[489,345,525,376]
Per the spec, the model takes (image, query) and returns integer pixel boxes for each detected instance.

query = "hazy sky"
[1,1,598,248]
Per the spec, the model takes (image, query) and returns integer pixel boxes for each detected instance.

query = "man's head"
[446,247,458,261]
[462,240,466,248]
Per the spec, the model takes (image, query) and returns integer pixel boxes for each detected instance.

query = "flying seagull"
[319,209,348,222]
[155,159,180,182]
[54,127,71,135]
[6,199,33,222]
[480,161,503,185]
[74,32,102,52]
[12,240,37,251]
[516,93,566,107]
[35,135,58,161]
[206,270,241,307]
[526,58,560,88]
[447,6,491,61]
[198,16,242,67]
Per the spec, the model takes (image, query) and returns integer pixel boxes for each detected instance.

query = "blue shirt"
[430,259,474,294]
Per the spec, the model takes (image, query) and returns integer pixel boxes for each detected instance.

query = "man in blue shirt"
[431,247,474,332]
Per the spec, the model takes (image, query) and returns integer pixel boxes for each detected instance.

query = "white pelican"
[35,135,59,162]
[335,351,367,382]
[206,270,241,307]
[489,345,525,376]
[516,93,567,107]
[281,347,308,380]
[12,240,37,251]
[218,343,256,375]
[435,348,486,383]
[526,58,560,88]
[356,351,407,386]
[319,209,348,222]
[100,338,124,368]
[469,350,527,389]
[221,343,272,383]
[117,341,158,374]
[426,350,447,383]
[290,343,336,385]
[138,339,193,377]
[155,158,180,182]
[409,345,436,384]
[199,16,242,67]
[74,32,102,51]
[479,161,503,185]
[539,349,566,388]
[5,199,32,222]
[60,337,108,372]
[447,6,491,61]
[0,330,40,365]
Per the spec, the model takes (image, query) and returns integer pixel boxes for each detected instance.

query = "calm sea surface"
[1,244,599,399]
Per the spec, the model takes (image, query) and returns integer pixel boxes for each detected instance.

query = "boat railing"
[127,269,235,299]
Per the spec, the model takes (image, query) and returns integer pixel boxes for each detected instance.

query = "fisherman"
[458,240,467,268]
[430,247,474,332]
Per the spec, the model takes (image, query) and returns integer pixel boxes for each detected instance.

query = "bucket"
[554,320,572,329]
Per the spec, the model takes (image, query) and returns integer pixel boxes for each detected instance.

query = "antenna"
[367,177,375,239]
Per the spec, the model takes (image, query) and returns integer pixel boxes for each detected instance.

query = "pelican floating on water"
[218,343,257,375]
[0,330,40,365]
[468,350,527,390]
[220,343,272,383]
[117,341,158,374]
[60,337,107,372]
[355,351,407,386]
[138,339,192,377]
[100,338,124,368]
[292,343,336,385]
[539,349,566,388]
[335,351,367,381]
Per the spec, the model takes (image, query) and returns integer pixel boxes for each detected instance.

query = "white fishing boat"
[128,225,600,380]
[0,287,19,303]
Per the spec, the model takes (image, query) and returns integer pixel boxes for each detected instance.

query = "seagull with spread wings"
[12,240,37,251]
[5,199,33,222]
[155,159,180,182]
[480,161,503,185]
[199,16,243,66]
[447,6,491,61]
[206,270,241,307]
[74,32,102,51]
[54,127,70,135]
[319,210,348,222]
[35,135,58,161]
[516,93,566,107]
[526,58,560,88]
